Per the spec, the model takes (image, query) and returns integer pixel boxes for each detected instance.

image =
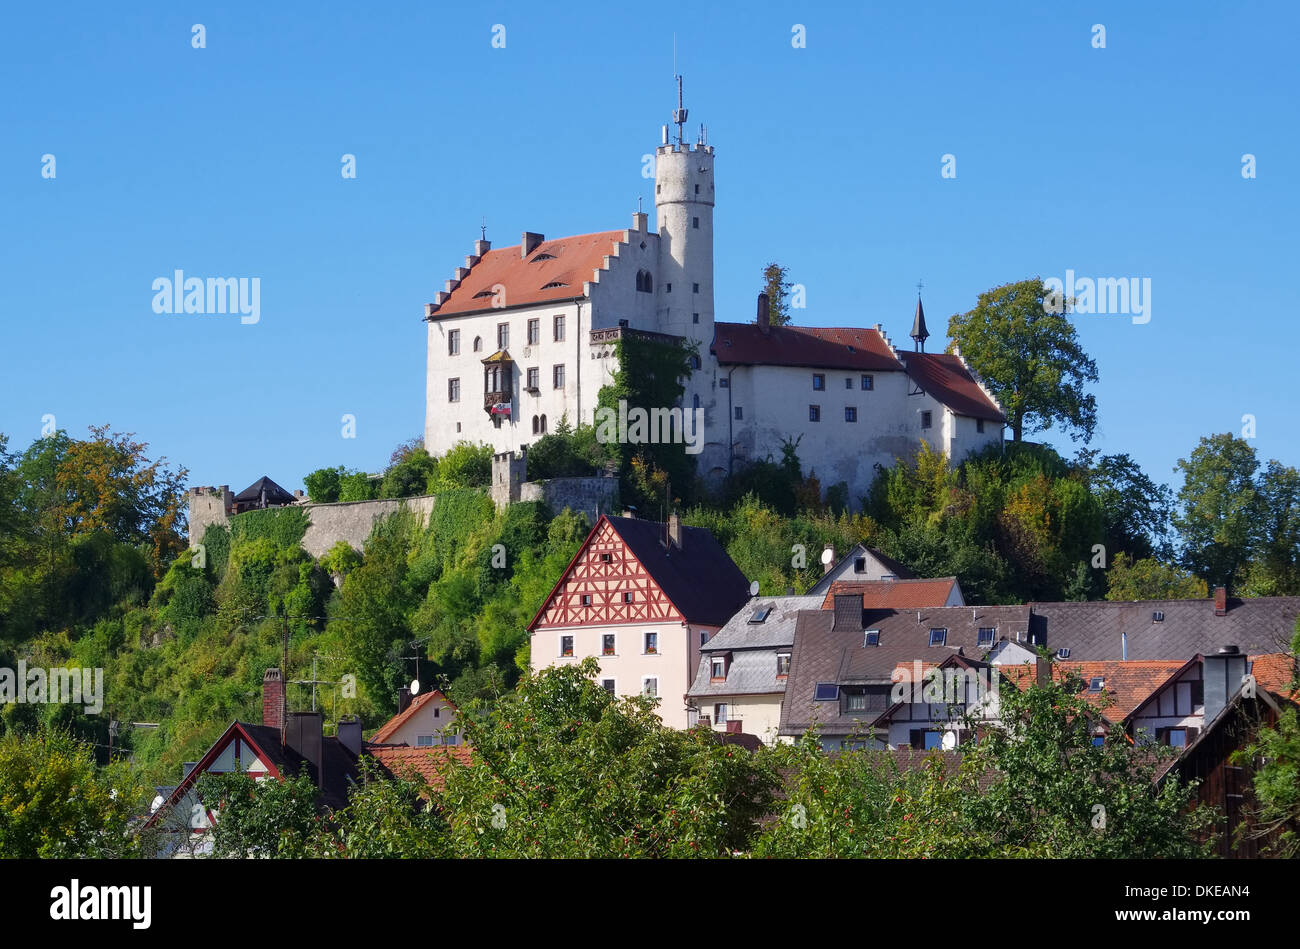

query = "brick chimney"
[757,292,770,335]
[521,231,544,258]
[668,513,682,550]
[262,668,285,730]
[1214,586,1227,616]
[1203,645,1246,724]
[397,686,412,715]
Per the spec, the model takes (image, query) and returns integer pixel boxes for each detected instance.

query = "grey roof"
[779,605,1033,736]
[687,596,819,698]
[1029,597,1300,661]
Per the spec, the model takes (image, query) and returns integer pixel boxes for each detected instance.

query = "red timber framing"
[529,517,684,630]
[142,722,284,831]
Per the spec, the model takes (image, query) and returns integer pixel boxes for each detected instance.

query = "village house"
[806,543,918,594]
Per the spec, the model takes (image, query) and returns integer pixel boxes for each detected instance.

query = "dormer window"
[541,281,568,290]
[473,289,496,299]
[710,657,727,680]
[531,252,557,261]
[1056,647,1071,660]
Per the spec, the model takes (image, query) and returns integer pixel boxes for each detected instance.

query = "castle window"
[448,378,460,403]
[693,312,699,324]
[539,414,547,433]
[531,415,539,434]
[473,336,482,352]
[734,406,743,420]
[456,422,461,433]
[861,375,873,390]
[526,367,540,391]
[694,184,700,194]
[977,418,985,433]
[666,283,672,293]
[636,270,654,293]
[473,289,495,299]
[497,323,509,350]
[845,377,853,389]
[553,314,565,341]
[553,364,565,389]
[689,355,701,369]
[809,405,820,422]
[844,406,857,423]
[540,281,568,289]
[527,319,540,345]
[448,329,460,355]
[921,410,933,429]
[719,378,729,388]
[812,373,825,390]
[693,217,699,229]
[693,283,699,293]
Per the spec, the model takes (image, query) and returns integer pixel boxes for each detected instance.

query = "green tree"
[947,278,1099,443]
[1173,433,1259,591]
[329,758,451,857]
[1104,552,1208,601]
[1242,460,1300,596]
[761,262,793,326]
[195,770,326,858]
[304,466,344,503]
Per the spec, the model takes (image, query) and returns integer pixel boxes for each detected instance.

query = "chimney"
[831,593,863,631]
[1203,645,1247,725]
[757,292,770,335]
[336,715,363,756]
[262,668,285,730]
[397,686,412,715]
[1035,656,1051,688]
[521,231,544,258]
[285,711,325,793]
[621,508,635,519]
[633,211,648,232]
[1214,586,1227,616]
[475,238,491,256]
[822,543,836,575]
[668,513,682,550]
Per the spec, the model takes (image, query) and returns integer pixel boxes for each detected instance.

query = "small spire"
[911,296,930,352]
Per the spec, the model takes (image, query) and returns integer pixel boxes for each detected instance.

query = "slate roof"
[233,476,296,506]
[602,515,751,627]
[819,577,960,611]
[1027,597,1300,660]
[897,351,1005,423]
[780,605,1032,736]
[805,544,918,596]
[687,597,819,698]
[370,690,458,745]
[427,231,625,317]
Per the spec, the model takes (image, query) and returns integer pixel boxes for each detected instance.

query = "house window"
[777,653,791,677]
[734,406,743,420]
[689,355,701,369]
[928,628,947,646]
[844,406,857,423]
[861,375,873,390]
[978,627,995,647]
[560,635,574,657]
[636,270,653,293]
[812,373,825,390]
[844,691,867,712]
[600,552,612,562]
[1091,735,1106,747]
[693,312,699,324]
[921,410,933,429]
[526,367,540,391]
[845,377,853,390]
[473,336,482,352]
[448,378,460,402]
[923,732,943,750]
[416,735,436,746]
[581,594,592,606]
[976,418,985,433]
[643,677,659,698]
[814,683,839,701]
[711,658,726,679]
[692,217,699,229]
[853,557,866,573]
[864,629,880,646]
[749,607,773,624]
[553,314,565,340]
[809,405,820,422]
[1165,728,1188,748]
[700,630,709,646]
[644,632,658,655]
[497,323,509,350]
[602,634,615,656]
[719,378,729,388]
[527,318,540,345]
[448,329,460,355]
[433,707,440,718]
[553,364,565,389]
[714,703,728,725]
[623,592,634,603]
[443,734,460,746]
[601,679,616,695]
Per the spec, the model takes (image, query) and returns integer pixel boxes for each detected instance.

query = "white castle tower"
[654,77,725,477]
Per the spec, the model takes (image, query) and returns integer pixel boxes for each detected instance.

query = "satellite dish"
[820,548,834,566]
[749,580,759,597]
[410,678,421,696]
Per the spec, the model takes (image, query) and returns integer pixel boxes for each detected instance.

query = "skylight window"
[1152,610,1165,623]
[864,629,880,647]
[1089,676,1105,692]
[531,252,558,261]
[928,628,947,647]
[978,627,996,647]
[814,683,840,701]
[1057,647,1071,660]
[748,607,773,624]
[540,281,568,289]
[473,289,496,298]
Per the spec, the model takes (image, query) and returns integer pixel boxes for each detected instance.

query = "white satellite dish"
[820,548,834,566]
[749,580,759,597]
[410,678,421,696]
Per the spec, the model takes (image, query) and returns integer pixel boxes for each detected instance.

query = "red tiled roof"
[999,659,1188,723]
[429,231,626,317]
[1250,653,1300,702]
[898,352,1004,423]
[820,578,958,611]
[711,322,901,371]
[368,745,472,789]
[370,690,458,745]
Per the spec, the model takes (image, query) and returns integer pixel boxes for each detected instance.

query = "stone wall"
[520,477,619,526]
[297,496,436,558]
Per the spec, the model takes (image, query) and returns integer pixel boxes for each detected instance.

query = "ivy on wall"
[229,506,311,551]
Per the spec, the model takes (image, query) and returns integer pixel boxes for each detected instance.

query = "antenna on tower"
[673,74,688,146]
[481,217,487,241]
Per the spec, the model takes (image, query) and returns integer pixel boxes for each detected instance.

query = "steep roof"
[370,690,458,745]
[233,476,296,505]
[820,577,960,611]
[898,352,1004,422]
[711,322,901,372]
[703,595,821,651]
[998,659,1190,724]
[428,231,626,317]
[1028,597,1300,660]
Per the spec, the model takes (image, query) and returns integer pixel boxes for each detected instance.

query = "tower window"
[448,378,460,403]
[693,217,699,229]
[656,184,661,194]
[666,283,672,293]
[694,184,700,194]
[693,312,699,324]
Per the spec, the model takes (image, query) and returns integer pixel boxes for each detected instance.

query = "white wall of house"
[382,694,464,746]
[695,693,786,745]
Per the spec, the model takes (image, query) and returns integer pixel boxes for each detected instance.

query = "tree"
[761,263,793,326]
[1242,460,1300,596]
[0,729,150,858]
[303,466,344,503]
[947,278,1098,443]
[1104,552,1208,601]
[195,770,325,858]
[1173,433,1259,591]
[1078,450,1175,561]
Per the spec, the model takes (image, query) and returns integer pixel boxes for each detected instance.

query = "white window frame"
[559,634,574,657]
[643,631,659,655]
[642,676,659,699]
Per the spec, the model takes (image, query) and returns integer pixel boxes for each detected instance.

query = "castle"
[421,80,1006,507]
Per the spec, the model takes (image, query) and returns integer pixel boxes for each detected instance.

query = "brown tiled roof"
[898,352,1004,422]
[1249,653,1300,703]
[370,690,458,745]
[711,322,901,371]
[820,578,959,611]
[368,745,473,789]
[428,231,625,317]
[998,659,1189,723]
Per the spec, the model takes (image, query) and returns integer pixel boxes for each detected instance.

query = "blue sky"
[3,2,1297,498]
